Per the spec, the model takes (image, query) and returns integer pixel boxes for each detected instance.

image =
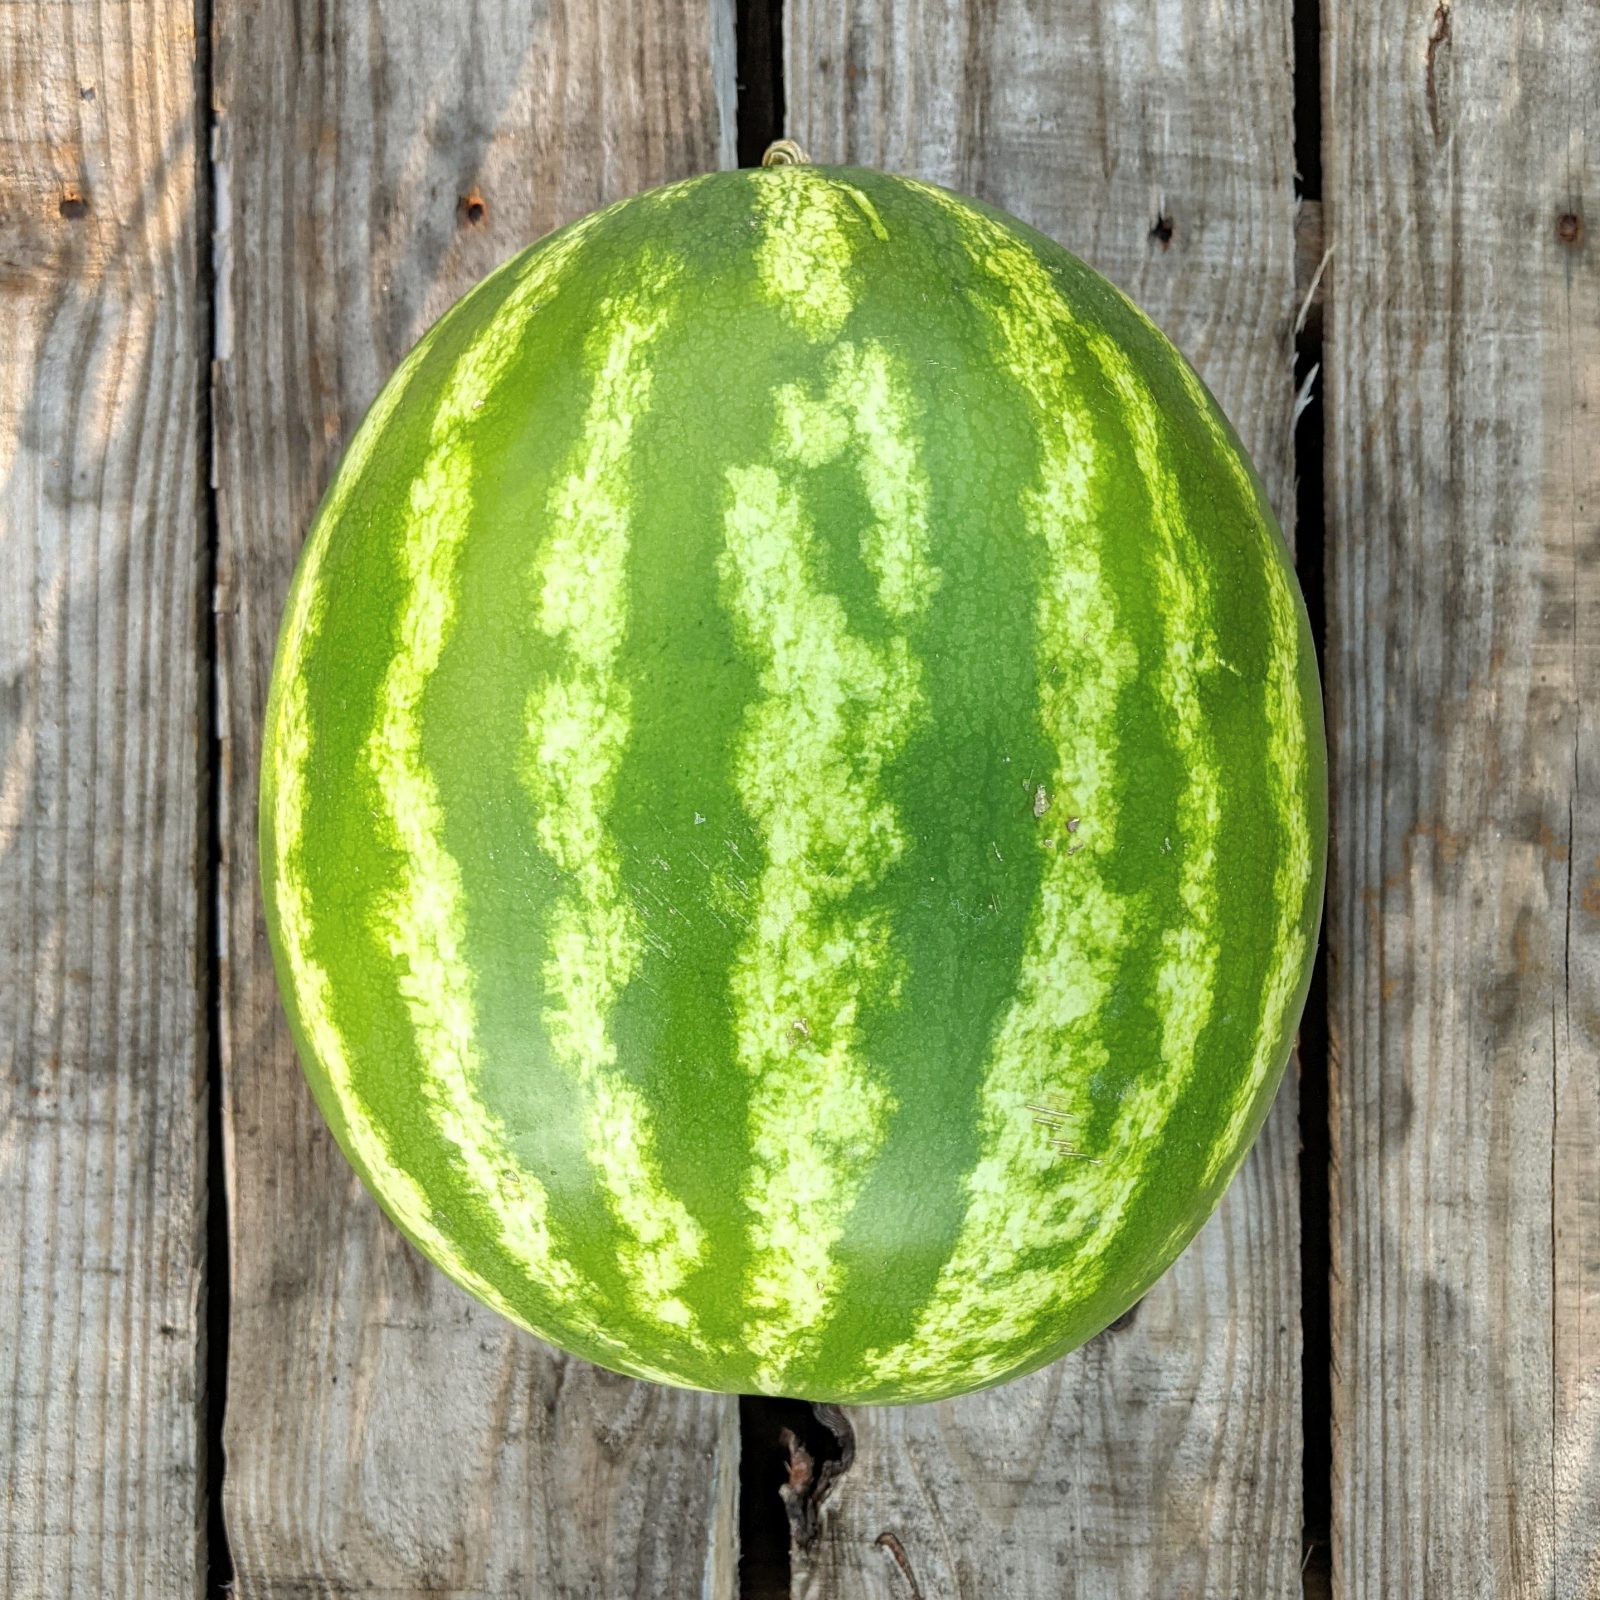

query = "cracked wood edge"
[212,4,739,1595]
[783,1,1304,1594]
[1325,0,1600,1594]
[0,2,208,1595]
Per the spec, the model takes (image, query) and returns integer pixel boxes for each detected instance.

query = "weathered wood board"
[1325,0,1600,1594]
[784,1,1307,1594]
[0,1,209,1595]
[211,3,741,1594]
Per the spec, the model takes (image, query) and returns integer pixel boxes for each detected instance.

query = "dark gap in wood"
[1293,0,1322,199]
[739,1396,847,1597]
[738,1396,799,1599]
[735,0,785,167]
[196,0,235,1591]
[1296,940,1332,1600]
[1292,4,1329,1597]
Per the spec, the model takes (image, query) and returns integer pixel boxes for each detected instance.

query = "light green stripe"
[1202,488,1313,1183]
[724,340,938,1392]
[272,624,523,1327]
[864,186,1224,1396]
[1070,331,1222,1261]
[1153,357,1315,1188]
[522,257,710,1339]
[269,332,534,1327]
[365,234,583,1311]
[752,169,882,341]
[361,217,684,1383]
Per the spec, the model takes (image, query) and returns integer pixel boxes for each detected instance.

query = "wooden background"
[1,0,1595,1595]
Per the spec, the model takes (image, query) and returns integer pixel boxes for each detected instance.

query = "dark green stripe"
[604,177,779,1376]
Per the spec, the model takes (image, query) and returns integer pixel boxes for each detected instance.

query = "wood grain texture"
[1325,1,1600,1594]
[784,2,1306,1595]
[211,3,739,1595]
[0,2,207,1596]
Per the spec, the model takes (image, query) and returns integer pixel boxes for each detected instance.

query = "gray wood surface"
[211,3,740,1595]
[0,2,209,1595]
[1325,1,1600,1596]
[784,1,1307,1595]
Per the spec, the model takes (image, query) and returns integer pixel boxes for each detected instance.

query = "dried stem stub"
[761,139,810,167]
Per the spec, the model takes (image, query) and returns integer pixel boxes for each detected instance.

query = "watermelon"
[260,161,1326,1404]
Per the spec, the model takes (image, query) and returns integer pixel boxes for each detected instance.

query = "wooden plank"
[0,3,208,1597]
[783,2,1305,1595]
[1325,1,1600,1593]
[211,4,740,1595]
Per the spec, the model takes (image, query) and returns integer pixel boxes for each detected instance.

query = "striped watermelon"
[260,162,1325,1404]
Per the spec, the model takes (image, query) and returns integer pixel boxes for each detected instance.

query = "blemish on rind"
[841,183,890,241]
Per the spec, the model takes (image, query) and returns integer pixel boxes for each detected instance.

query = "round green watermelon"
[260,161,1326,1403]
